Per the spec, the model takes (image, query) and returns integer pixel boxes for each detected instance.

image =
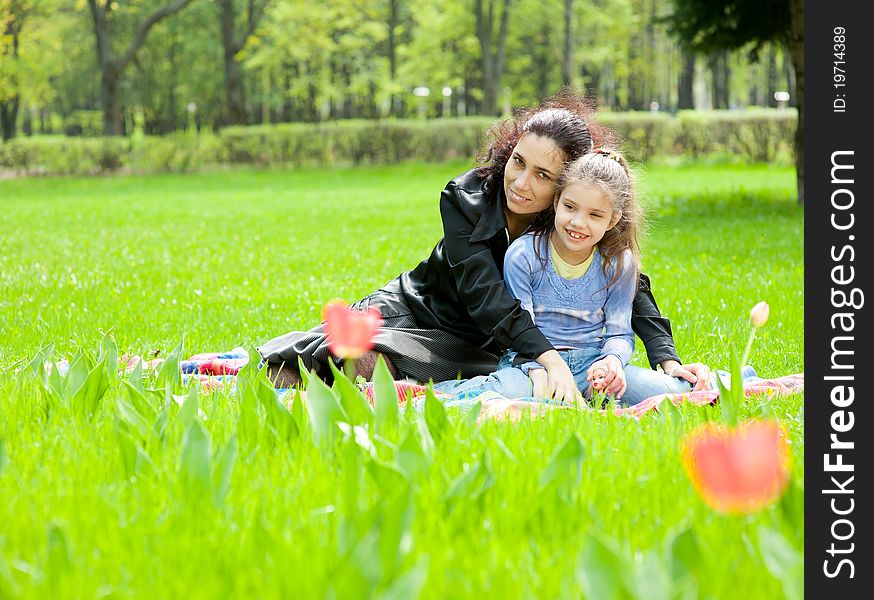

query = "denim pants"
[434,348,701,407]
[433,349,759,407]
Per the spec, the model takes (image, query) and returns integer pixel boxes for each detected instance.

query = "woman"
[259,91,710,403]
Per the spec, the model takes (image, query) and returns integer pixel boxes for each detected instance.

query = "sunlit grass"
[0,162,802,598]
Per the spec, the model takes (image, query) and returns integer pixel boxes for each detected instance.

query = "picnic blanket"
[171,348,805,422]
[50,348,805,422]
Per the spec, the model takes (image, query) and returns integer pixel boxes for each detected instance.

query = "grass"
[0,162,802,598]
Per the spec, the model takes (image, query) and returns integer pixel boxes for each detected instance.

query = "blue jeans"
[435,348,679,407]
[433,350,760,407]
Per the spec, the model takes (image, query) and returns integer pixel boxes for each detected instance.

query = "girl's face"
[503,133,565,222]
[551,182,620,264]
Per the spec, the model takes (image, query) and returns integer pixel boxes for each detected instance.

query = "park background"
[0,1,804,598]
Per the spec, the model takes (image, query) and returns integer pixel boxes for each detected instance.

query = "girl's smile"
[551,182,620,264]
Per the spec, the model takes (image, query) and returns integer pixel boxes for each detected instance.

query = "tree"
[0,0,25,140]
[474,0,512,115]
[87,0,195,135]
[218,0,270,126]
[664,0,804,203]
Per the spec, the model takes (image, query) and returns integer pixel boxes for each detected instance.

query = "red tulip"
[322,300,383,360]
[681,419,791,513]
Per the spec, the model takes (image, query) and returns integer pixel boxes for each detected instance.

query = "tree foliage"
[1,0,797,141]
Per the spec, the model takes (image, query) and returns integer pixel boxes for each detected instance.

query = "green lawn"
[0,162,803,598]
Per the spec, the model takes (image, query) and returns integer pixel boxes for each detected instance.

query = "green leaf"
[378,558,429,600]
[237,377,261,447]
[25,342,54,380]
[238,346,262,383]
[123,377,154,421]
[341,437,362,514]
[43,364,65,415]
[756,526,803,600]
[179,421,211,497]
[174,385,200,435]
[98,331,118,383]
[71,358,110,416]
[659,391,684,428]
[538,432,585,497]
[290,389,305,431]
[575,533,628,600]
[116,397,151,441]
[46,523,71,584]
[64,352,90,402]
[151,405,169,444]
[116,423,139,478]
[670,527,702,583]
[212,435,237,507]
[296,356,311,388]
[423,386,449,443]
[377,487,413,582]
[395,429,429,480]
[305,375,347,444]
[0,439,5,476]
[116,421,154,478]
[155,338,184,393]
[445,450,494,503]
[127,353,145,396]
[631,550,671,600]
[367,458,409,492]
[251,367,299,442]
[330,359,373,426]
[372,355,399,435]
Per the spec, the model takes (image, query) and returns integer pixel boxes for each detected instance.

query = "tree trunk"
[88,0,195,136]
[476,0,512,116]
[536,22,551,100]
[709,50,730,109]
[677,50,695,110]
[788,0,804,204]
[387,0,399,117]
[100,70,124,136]
[561,0,573,86]
[766,44,778,107]
[1,19,21,141]
[220,0,247,125]
[0,98,19,141]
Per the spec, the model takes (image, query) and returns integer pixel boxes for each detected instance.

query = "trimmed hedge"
[0,110,796,176]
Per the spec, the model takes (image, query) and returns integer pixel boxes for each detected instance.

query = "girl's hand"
[535,350,582,405]
[662,360,711,392]
[528,368,549,399]
[586,355,626,400]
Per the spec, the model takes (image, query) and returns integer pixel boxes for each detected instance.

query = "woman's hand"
[586,355,627,400]
[661,360,711,392]
[528,368,549,399]
[535,350,582,405]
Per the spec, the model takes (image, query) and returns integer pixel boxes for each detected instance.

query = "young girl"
[435,148,677,405]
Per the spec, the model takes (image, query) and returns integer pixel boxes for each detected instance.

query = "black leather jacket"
[399,168,680,369]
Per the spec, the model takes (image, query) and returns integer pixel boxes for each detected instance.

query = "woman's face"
[503,133,565,220]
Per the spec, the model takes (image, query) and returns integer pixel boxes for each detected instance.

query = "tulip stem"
[741,327,757,369]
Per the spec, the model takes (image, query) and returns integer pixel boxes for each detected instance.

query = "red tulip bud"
[322,300,383,360]
[682,419,791,513]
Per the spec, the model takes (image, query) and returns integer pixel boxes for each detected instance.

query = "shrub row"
[0,110,796,176]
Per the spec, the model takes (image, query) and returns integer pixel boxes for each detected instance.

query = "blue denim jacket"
[503,233,636,373]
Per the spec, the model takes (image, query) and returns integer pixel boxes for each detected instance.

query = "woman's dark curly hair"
[476,87,614,197]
